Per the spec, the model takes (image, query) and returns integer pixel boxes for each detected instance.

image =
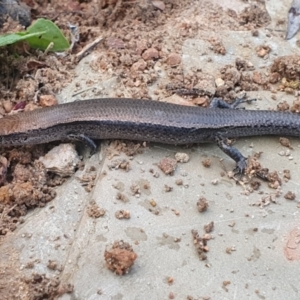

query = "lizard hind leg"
[67,133,97,154]
[215,136,247,174]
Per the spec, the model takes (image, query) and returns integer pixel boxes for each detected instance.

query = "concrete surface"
[3,1,300,299]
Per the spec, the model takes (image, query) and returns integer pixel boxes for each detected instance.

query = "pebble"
[142,48,159,61]
[175,152,189,163]
[211,179,219,185]
[39,94,58,107]
[152,0,165,10]
[247,61,254,68]
[167,53,181,66]
[131,59,147,72]
[215,78,225,87]
[158,157,177,175]
[39,143,80,177]
[3,100,13,113]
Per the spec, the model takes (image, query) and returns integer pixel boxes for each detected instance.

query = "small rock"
[269,72,280,84]
[279,137,293,149]
[247,61,254,68]
[284,191,296,200]
[13,163,31,182]
[2,100,13,113]
[192,97,208,106]
[0,155,8,185]
[142,48,159,61]
[223,67,240,87]
[167,53,181,66]
[194,76,216,97]
[115,210,131,219]
[150,199,157,207]
[175,152,189,163]
[211,179,219,185]
[158,157,177,175]
[39,144,80,177]
[131,59,147,72]
[39,95,58,107]
[24,102,39,112]
[152,0,165,11]
[252,71,265,85]
[104,240,137,275]
[215,78,225,87]
[136,39,148,55]
[106,37,125,49]
[256,45,271,58]
[197,197,209,213]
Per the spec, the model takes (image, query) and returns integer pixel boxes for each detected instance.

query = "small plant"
[0,18,69,51]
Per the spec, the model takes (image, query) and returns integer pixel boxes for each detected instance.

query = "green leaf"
[0,18,70,51]
[0,31,46,47]
[26,18,70,51]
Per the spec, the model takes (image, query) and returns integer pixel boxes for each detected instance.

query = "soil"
[0,0,299,298]
[104,240,137,275]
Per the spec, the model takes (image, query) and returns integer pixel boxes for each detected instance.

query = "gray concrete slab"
[55,93,300,300]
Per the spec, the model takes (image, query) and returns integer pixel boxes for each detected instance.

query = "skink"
[0,98,300,172]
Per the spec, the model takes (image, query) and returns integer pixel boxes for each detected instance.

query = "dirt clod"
[104,240,137,275]
[239,4,271,27]
[197,197,209,213]
[283,169,291,181]
[270,55,300,81]
[115,209,131,219]
[175,152,189,163]
[279,137,293,149]
[23,273,73,299]
[202,158,211,168]
[142,48,160,61]
[255,45,271,58]
[87,202,106,218]
[291,98,300,113]
[284,191,296,201]
[158,157,177,175]
[277,101,290,111]
[167,53,181,66]
[204,221,214,233]
[191,229,213,261]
